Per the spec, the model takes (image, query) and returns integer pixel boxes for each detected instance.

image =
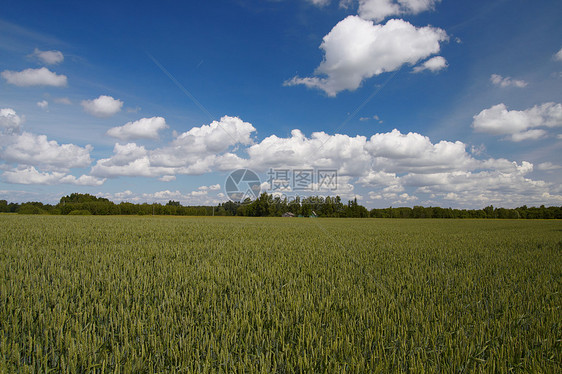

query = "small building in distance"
[282,212,296,218]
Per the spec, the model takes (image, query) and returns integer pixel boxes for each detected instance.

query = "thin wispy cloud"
[31,48,64,65]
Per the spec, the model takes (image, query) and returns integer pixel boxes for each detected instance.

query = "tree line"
[0,193,561,219]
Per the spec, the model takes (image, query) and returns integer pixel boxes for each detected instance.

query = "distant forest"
[1,193,561,219]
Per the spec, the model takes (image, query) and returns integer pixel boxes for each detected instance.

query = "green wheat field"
[0,215,560,372]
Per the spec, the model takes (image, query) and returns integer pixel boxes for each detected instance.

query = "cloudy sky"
[1,0,561,208]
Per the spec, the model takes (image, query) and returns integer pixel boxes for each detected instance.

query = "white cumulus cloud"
[0,132,92,171]
[412,56,448,73]
[239,128,476,178]
[91,151,164,178]
[197,184,221,191]
[32,48,64,65]
[82,114,562,207]
[472,102,562,141]
[3,166,104,186]
[490,74,528,88]
[244,129,371,176]
[91,116,256,179]
[1,67,67,87]
[37,100,48,109]
[89,143,165,178]
[400,162,561,208]
[150,116,255,168]
[81,95,123,118]
[365,129,476,173]
[0,108,23,134]
[106,117,168,141]
[285,16,447,96]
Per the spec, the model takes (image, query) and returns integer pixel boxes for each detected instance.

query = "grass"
[0,215,560,372]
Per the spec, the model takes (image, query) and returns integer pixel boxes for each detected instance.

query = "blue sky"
[1,0,561,208]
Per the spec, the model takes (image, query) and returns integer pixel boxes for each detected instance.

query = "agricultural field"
[0,215,560,372]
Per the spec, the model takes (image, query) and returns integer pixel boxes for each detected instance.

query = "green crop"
[0,215,560,372]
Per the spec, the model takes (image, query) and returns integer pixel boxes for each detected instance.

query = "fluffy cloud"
[104,143,148,166]
[400,163,562,207]
[285,17,447,96]
[191,190,208,197]
[472,102,562,141]
[90,115,555,207]
[360,158,562,208]
[3,167,105,186]
[490,74,528,88]
[91,116,256,178]
[32,48,64,65]
[0,132,92,170]
[243,126,560,207]
[90,143,161,178]
[245,129,371,176]
[237,128,476,178]
[412,56,448,73]
[91,154,168,178]
[0,108,23,134]
[66,174,105,186]
[197,184,221,191]
[0,109,101,186]
[366,129,476,173]
[154,190,189,199]
[81,95,123,117]
[150,116,255,168]
[1,67,67,87]
[358,0,441,23]
[82,114,562,208]
[106,117,168,141]
[37,100,48,109]
[359,170,401,188]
